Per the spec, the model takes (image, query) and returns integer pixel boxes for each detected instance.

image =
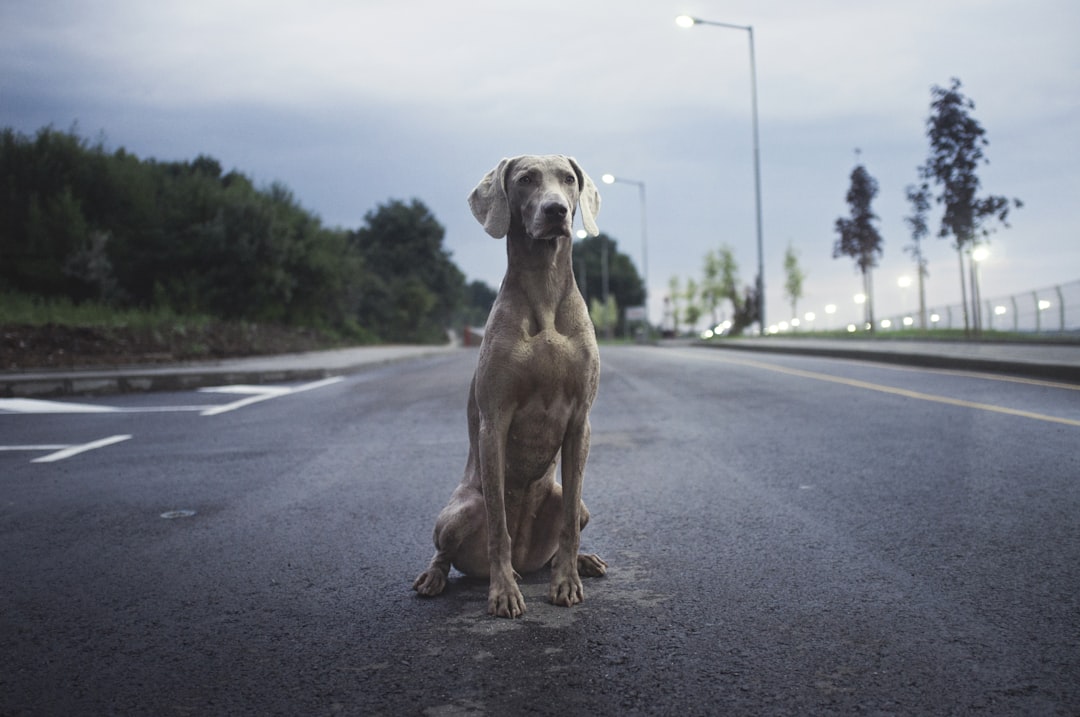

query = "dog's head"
[468,155,600,240]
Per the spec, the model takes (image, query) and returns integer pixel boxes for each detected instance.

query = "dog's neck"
[502,228,583,334]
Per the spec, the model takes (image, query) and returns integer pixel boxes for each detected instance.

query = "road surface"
[2,345,1078,715]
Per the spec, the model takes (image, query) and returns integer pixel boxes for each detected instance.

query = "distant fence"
[877,279,1080,334]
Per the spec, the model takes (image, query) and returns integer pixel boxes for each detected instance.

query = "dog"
[412,155,607,618]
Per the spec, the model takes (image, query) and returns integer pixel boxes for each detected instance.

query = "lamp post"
[676,14,766,336]
[600,173,649,325]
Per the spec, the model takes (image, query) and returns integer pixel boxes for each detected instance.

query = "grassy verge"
[1,291,371,370]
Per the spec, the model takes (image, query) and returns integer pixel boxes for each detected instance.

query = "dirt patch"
[2,323,347,371]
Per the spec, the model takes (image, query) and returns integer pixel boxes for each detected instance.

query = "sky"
[3,0,1078,331]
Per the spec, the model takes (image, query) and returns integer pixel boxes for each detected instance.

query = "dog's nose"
[542,200,568,219]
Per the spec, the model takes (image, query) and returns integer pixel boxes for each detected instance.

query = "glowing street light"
[676,14,766,336]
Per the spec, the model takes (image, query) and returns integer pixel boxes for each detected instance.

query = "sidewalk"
[700,337,1080,382]
[1,344,462,398]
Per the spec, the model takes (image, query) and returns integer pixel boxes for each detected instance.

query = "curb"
[697,340,1080,383]
[1,346,462,398]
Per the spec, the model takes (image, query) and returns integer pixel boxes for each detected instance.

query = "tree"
[589,296,618,337]
[683,278,702,331]
[572,233,645,337]
[456,280,498,330]
[919,78,1022,334]
[834,163,884,331]
[696,245,757,336]
[349,198,464,343]
[904,183,931,329]
[782,243,805,328]
[665,276,682,336]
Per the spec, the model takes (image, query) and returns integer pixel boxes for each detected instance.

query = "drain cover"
[160,509,197,519]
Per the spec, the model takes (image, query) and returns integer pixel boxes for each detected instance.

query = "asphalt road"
[2,346,1078,716]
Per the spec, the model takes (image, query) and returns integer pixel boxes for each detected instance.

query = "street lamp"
[601,173,649,325]
[676,14,766,336]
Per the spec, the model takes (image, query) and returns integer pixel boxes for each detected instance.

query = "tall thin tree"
[834,162,884,331]
[783,243,805,329]
[918,78,1022,334]
[903,183,931,329]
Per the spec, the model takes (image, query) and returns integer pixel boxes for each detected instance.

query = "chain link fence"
[877,279,1080,334]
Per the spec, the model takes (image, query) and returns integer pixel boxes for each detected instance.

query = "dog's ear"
[566,156,601,236]
[468,157,515,239]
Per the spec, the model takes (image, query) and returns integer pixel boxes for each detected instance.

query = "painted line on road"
[16,434,134,463]
[857,362,1080,392]
[712,355,1080,428]
[0,376,345,417]
[0,398,121,414]
[198,376,344,416]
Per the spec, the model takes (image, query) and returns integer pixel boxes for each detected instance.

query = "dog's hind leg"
[413,485,487,597]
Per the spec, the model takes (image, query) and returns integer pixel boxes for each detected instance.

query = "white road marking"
[0,376,345,417]
[0,398,120,414]
[198,376,344,416]
[24,434,133,463]
[1,377,345,463]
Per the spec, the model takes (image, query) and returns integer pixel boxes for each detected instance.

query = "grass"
[0,291,215,330]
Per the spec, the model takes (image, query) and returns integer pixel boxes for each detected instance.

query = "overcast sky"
[3,0,1077,329]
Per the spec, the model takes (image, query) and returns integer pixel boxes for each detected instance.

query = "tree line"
[834,78,1021,334]
[674,77,1020,337]
[0,126,496,343]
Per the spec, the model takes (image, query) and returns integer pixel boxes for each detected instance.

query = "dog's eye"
[517,175,532,185]
[564,174,576,185]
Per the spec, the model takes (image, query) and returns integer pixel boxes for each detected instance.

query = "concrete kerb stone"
[696,339,1080,383]
[1,344,463,398]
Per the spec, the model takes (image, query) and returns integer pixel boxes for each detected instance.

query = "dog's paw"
[577,553,608,578]
[549,573,584,607]
[412,569,447,597]
[488,584,526,618]
[488,574,524,617]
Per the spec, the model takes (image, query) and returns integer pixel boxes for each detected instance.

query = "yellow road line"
[714,354,1080,428]
[863,361,1080,392]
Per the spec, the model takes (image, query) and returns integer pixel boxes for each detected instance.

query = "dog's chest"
[499,329,596,476]
[517,327,597,396]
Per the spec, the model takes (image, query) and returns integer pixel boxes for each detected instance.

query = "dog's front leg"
[550,416,590,607]
[478,419,526,618]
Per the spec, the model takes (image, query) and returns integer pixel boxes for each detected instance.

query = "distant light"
[576,229,588,239]
[903,316,914,327]
[1038,300,1052,311]
[898,276,912,289]
[790,318,801,327]
[601,174,616,185]
[824,304,837,315]
[930,313,941,323]
[994,305,1007,316]
[972,246,990,262]
[778,321,790,332]
[804,312,816,322]
[881,319,892,329]
[847,324,857,333]
[854,293,866,305]
[700,329,714,339]
[675,15,697,28]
